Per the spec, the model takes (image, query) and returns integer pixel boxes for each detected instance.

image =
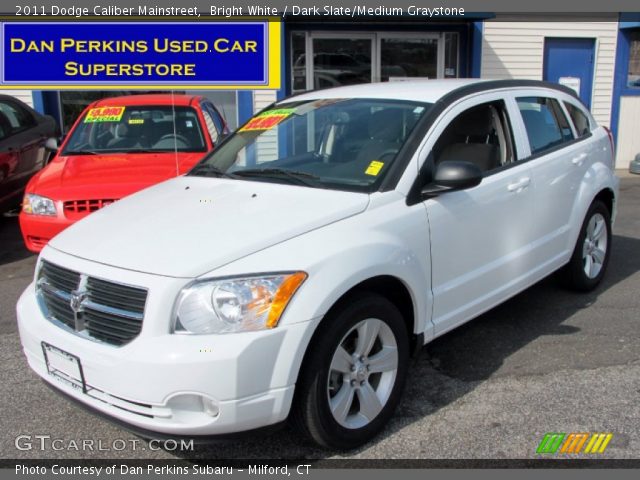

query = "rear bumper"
[630,155,640,175]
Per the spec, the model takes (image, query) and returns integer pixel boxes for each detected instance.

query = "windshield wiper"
[63,150,101,155]
[232,168,321,187]
[127,149,160,154]
[189,164,237,178]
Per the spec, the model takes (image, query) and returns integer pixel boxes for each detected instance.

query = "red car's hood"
[31,152,205,200]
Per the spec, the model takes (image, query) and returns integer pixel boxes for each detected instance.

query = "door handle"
[507,177,531,192]
[571,153,587,165]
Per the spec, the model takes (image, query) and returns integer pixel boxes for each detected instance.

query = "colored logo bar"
[537,432,613,454]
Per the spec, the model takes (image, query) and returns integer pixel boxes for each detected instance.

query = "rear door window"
[516,97,574,155]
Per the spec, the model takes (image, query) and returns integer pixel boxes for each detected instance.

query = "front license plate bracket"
[41,342,87,393]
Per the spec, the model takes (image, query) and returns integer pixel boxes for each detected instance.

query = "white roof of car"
[285,79,489,104]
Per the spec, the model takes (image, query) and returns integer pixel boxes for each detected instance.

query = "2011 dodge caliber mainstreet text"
[17,80,619,449]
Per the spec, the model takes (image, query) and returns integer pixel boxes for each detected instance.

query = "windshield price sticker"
[240,109,295,132]
[85,106,126,123]
[365,160,385,176]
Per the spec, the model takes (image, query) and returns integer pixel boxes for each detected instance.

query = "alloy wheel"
[582,212,608,279]
[326,318,399,429]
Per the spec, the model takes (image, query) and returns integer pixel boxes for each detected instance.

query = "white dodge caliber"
[17,80,619,449]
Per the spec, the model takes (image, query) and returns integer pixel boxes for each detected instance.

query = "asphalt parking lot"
[1,176,639,461]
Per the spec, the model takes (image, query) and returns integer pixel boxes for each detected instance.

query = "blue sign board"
[1,22,278,87]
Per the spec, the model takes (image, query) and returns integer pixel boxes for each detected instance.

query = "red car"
[19,94,228,252]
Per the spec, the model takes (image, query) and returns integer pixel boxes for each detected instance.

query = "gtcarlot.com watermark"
[15,434,194,452]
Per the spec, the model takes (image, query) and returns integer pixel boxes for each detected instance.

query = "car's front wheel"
[291,293,409,449]
[562,199,612,291]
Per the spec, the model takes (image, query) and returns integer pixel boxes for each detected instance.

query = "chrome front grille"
[41,260,80,292]
[37,260,147,346]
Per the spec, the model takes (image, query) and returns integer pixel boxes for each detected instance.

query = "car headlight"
[22,194,57,216]
[173,272,307,335]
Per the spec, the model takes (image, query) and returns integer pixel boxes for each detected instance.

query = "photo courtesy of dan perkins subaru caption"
[16,464,310,475]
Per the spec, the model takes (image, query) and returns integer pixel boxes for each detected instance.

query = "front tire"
[291,293,409,449]
[562,200,612,291]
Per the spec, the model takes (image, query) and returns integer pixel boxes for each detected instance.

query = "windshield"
[62,105,207,155]
[189,98,431,192]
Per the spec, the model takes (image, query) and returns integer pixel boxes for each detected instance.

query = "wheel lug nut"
[359,356,365,362]
[350,380,356,387]
[360,381,365,386]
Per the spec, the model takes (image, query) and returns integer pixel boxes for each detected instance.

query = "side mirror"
[421,161,483,198]
[44,137,58,152]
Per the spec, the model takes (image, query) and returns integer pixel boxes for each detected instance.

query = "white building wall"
[0,89,34,107]
[253,90,279,162]
[615,96,640,169]
[480,15,618,128]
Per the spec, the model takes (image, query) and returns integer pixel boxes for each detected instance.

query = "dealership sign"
[0,21,281,89]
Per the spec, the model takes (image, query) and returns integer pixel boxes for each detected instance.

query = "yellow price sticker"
[128,118,144,124]
[365,160,385,176]
[85,106,125,123]
[239,108,295,132]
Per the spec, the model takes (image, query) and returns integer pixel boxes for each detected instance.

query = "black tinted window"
[517,97,573,155]
[564,102,591,137]
[0,100,35,132]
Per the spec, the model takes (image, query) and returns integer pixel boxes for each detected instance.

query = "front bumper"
[17,283,316,436]
[19,212,74,252]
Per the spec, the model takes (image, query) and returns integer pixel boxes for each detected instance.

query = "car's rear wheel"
[291,293,409,449]
[562,200,612,291]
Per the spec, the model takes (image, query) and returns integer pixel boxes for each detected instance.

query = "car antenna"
[171,90,179,176]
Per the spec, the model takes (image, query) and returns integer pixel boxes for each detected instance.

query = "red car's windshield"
[63,105,207,155]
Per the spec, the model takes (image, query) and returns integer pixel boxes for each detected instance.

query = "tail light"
[603,126,615,167]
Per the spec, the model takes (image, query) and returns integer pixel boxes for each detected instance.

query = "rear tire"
[291,293,409,449]
[561,200,612,291]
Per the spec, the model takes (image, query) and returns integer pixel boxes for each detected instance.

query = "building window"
[444,32,459,78]
[628,31,640,88]
[290,31,460,92]
[291,31,306,94]
[380,36,437,81]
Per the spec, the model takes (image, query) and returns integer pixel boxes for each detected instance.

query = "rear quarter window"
[564,102,592,137]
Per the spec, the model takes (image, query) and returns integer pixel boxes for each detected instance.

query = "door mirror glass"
[421,161,482,197]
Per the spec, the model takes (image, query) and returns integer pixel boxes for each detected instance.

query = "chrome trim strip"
[83,300,144,321]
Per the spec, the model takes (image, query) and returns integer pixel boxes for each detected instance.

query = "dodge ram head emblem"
[69,290,87,314]
[70,274,89,331]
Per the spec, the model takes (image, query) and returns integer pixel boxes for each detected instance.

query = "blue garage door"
[543,37,595,108]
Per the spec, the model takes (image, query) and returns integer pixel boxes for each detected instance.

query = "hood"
[49,177,370,278]
[32,152,204,200]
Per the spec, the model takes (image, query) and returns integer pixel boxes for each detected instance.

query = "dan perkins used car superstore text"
[16,464,310,476]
